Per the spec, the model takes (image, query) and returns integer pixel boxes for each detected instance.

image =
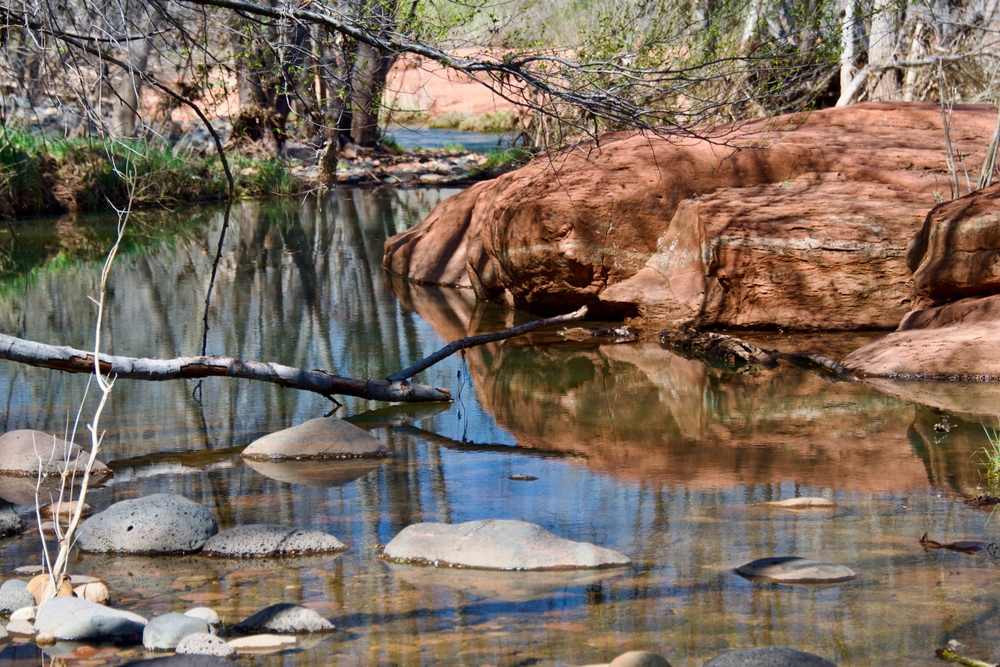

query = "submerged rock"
[385,103,996,329]
[0,429,111,479]
[757,497,836,510]
[34,596,147,640]
[0,504,25,537]
[736,557,856,584]
[226,634,297,652]
[241,418,388,461]
[76,493,218,554]
[243,457,384,487]
[143,613,209,651]
[383,519,631,570]
[232,603,334,634]
[703,647,837,667]
[202,524,346,558]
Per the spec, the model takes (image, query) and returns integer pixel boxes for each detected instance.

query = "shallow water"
[1,190,1000,667]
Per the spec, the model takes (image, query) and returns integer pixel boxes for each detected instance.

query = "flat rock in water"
[175,632,235,657]
[383,519,631,570]
[757,498,836,510]
[202,524,346,558]
[34,596,147,640]
[703,647,837,667]
[609,651,672,667]
[232,603,334,634]
[6,619,34,635]
[241,417,387,461]
[0,587,36,614]
[143,613,209,651]
[0,429,111,478]
[76,493,218,554]
[184,608,220,626]
[736,557,856,583]
[227,634,297,651]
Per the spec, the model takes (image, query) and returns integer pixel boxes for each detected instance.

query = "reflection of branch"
[393,424,583,460]
[388,306,587,382]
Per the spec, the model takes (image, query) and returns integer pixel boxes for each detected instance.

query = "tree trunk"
[350,42,394,147]
[867,0,900,101]
[839,0,856,97]
[111,11,160,137]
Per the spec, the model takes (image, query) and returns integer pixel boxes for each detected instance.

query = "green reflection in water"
[0,190,1000,667]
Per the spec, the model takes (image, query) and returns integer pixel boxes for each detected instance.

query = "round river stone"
[76,493,218,554]
[232,603,334,634]
[383,519,631,570]
[736,557,856,583]
[0,429,111,478]
[240,417,387,461]
[202,524,346,558]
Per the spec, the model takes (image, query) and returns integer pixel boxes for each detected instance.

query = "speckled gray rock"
[202,525,346,558]
[241,417,388,461]
[736,557,856,583]
[609,651,672,667]
[184,608,220,626]
[0,429,111,479]
[0,579,27,591]
[703,647,836,667]
[0,586,36,614]
[143,613,210,651]
[175,632,236,658]
[383,519,631,570]
[34,596,147,640]
[232,603,334,634]
[0,505,25,537]
[76,494,218,554]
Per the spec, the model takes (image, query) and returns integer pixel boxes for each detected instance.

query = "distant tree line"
[0,0,997,174]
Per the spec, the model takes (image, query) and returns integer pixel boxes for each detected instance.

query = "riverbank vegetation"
[0,0,996,222]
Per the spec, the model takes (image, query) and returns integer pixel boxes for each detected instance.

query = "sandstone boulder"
[0,429,111,479]
[384,103,996,330]
[241,417,388,461]
[383,519,631,570]
[202,524,346,558]
[76,494,218,554]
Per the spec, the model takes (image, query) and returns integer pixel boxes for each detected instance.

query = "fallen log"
[0,307,588,403]
[659,327,855,379]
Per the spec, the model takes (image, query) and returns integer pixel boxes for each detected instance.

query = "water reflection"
[0,191,999,666]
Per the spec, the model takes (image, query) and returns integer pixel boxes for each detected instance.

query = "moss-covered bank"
[0,128,300,220]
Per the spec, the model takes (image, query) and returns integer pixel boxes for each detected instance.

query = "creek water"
[1,189,999,667]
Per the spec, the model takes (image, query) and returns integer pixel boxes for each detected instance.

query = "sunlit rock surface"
[240,417,388,461]
[0,429,110,479]
[384,103,996,329]
[76,494,218,554]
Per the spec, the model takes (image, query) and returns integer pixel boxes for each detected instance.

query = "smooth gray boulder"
[240,417,388,461]
[0,579,27,591]
[175,632,235,658]
[0,429,111,479]
[0,504,25,537]
[736,557,856,583]
[184,608,220,626]
[202,524,346,558]
[0,586,36,615]
[383,519,631,570]
[143,613,209,651]
[34,596,147,640]
[232,603,335,634]
[703,647,836,667]
[76,494,218,554]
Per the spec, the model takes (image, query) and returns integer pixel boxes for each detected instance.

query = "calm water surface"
[1,190,999,667]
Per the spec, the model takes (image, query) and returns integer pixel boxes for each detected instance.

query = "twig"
[936,647,998,667]
[979,103,1000,191]
[939,61,961,199]
[387,306,588,382]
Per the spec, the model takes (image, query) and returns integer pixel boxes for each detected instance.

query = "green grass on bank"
[0,128,300,220]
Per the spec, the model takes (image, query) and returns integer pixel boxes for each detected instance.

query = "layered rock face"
[384,103,996,330]
[843,183,1000,378]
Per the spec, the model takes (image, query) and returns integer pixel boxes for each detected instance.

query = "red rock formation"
[842,184,1000,379]
[384,103,996,330]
